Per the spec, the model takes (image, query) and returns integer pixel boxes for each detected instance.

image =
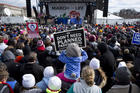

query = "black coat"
[20,63,44,83]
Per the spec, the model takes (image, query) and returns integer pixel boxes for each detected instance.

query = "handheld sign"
[132,33,140,45]
[26,22,40,38]
[53,29,86,51]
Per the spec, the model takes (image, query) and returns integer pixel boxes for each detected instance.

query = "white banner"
[48,3,87,18]
[1,16,25,24]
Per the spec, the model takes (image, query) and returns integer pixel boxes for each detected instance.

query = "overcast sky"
[0,0,140,13]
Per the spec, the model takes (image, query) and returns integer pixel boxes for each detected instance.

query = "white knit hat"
[48,76,62,91]
[16,49,23,56]
[89,58,100,70]
[46,46,53,52]
[22,74,35,88]
[43,66,54,78]
[118,62,127,68]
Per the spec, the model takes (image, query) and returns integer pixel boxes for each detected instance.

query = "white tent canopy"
[94,9,123,19]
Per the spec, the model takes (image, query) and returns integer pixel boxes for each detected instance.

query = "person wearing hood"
[97,42,116,93]
[36,66,54,91]
[57,43,88,83]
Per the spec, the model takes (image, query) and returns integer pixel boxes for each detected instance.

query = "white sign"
[1,16,24,24]
[48,3,87,18]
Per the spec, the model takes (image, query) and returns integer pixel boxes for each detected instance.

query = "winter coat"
[59,50,88,80]
[0,43,8,54]
[7,77,21,93]
[36,77,50,91]
[5,62,21,82]
[67,79,102,93]
[0,84,10,93]
[98,43,116,78]
[106,83,140,93]
[20,63,44,83]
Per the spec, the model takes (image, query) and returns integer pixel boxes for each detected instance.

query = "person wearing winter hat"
[20,74,42,93]
[89,58,107,88]
[36,66,54,91]
[107,67,140,93]
[15,49,24,63]
[0,36,8,55]
[46,76,62,93]
[37,40,45,51]
[97,42,116,93]
[67,66,102,93]
[57,43,88,83]
[2,50,16,62]
[88,35,98,49]
[118,61,127,68]
[20,52,44,83]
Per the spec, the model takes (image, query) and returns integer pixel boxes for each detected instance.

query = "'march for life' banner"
[48,3,87,19]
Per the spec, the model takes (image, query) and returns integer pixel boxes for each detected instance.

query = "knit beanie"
[118,62,127,68]
[48,76,62,91]
[37,40,45,51]
[89,35,96,42]
[43,66,54,78]
[22,74,35,88]
[115,67,131,83]
[16,49,23,56]
[2,50,15,61]
[66,43,81,57]
[89,58,100,70]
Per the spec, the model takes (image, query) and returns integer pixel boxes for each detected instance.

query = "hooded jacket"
[67,79,102,93]
[59,50,88,80]
[98,42,116,78]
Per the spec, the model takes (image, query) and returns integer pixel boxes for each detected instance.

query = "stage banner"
[48,3,86,18]
[53,29,86,51]
[132,33,140,45]
[26,22,40,38]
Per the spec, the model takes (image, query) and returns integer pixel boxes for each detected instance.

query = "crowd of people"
[0,23,140,93]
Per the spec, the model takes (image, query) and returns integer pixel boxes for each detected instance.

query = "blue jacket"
[59,50,88,80]
[7,80,17,89]
[36,77,50,91]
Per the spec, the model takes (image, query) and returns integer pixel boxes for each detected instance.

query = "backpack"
[0,85,8,93]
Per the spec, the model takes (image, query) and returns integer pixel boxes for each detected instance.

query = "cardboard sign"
[26,22,40,38]
[53,29,86,51]
[132,33,140,45]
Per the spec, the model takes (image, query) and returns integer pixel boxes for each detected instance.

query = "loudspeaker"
[103,0,109,17]
[26,0,32,17]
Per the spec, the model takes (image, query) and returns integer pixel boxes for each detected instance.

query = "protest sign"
[26,22,40,38]
[53,29,86,51]
[132,33,140,45]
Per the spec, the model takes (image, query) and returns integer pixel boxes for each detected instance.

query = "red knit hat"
[37,40,45,51]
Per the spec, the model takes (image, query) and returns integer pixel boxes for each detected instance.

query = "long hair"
[98,68,107,88]
[81,66,95,87]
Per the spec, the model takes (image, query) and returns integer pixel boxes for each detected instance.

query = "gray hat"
[3,50,15,61]
[66,43,81,57]
[115,67,131,82]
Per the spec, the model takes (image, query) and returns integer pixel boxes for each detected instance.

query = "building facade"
[0,3,35,17]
